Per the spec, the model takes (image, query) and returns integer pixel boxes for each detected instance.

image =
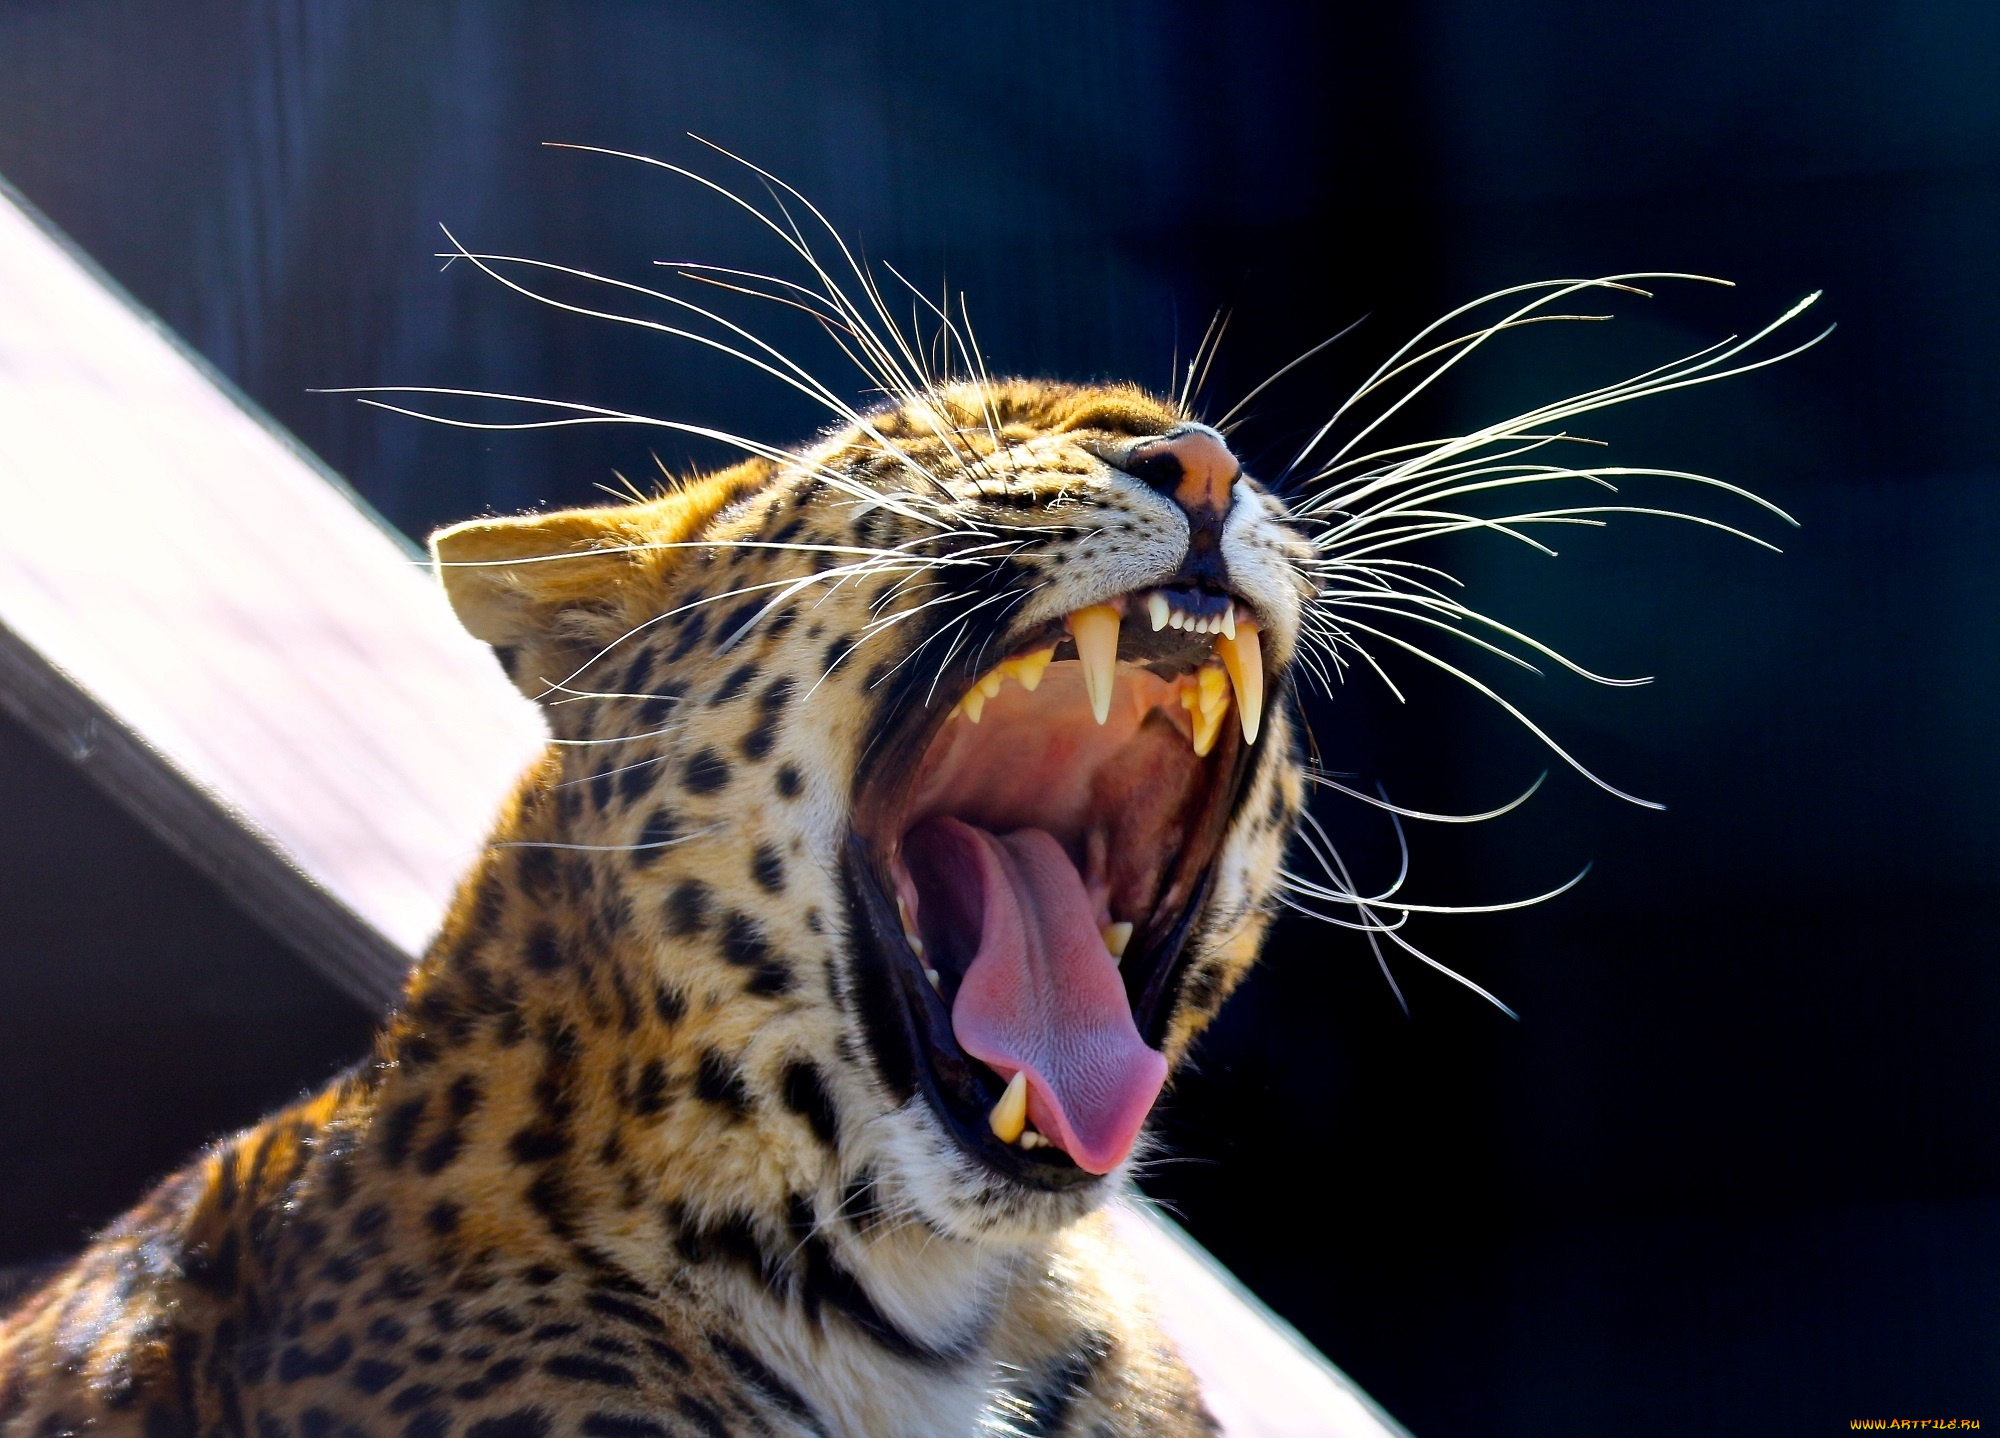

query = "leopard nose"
[1123,427,1241,521]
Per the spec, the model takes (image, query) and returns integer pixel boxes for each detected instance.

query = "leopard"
[0,217,1816,1434]
[0,374,1318,1438]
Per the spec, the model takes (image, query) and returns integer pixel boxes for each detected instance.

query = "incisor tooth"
[989,1071,1029,1144]
[1102,922,1133,961]
[1215,622,1263,744]
[1067,605,1120,725]
[1018,1129,1046,1150]
[925,967,942,994]
[1147,593,1170,631]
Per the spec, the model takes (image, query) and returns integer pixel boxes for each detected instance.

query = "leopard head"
[428,379,1313,1247]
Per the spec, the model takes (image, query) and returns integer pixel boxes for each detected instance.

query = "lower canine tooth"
[1067,604,1121,725]
[1147,593,1170,632]
[1181,670,1229,757]
[1101,922,1133,961]
[1215,622,1264,744]
[989,1071,1029,1144]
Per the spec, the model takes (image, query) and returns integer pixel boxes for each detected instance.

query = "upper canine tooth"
[1067,605,1120,725]
[1101,921,1133,961]
[1215,622,1264,744]
[1147,593,1171,632]
[989,1070,1029,1144]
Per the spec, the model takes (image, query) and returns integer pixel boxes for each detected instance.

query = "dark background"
[1,2,1995,1433]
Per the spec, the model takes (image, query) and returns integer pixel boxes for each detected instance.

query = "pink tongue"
[913,817,1167,1174]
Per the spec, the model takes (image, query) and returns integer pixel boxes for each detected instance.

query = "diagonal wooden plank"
[0,175,547,1004]
[0,172,1405,1438]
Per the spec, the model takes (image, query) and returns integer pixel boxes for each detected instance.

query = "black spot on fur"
[632,809,681,866]
[387,1387,440,1417]
[584,1293,668,1336]
[463,1412,545,1438]
[277,1335,353,1382]
[674,1397,728,1438]
[740,678,793,760]
[416,1074,482,1174]
[780,1062,840,1149]
[750,845,785,892]
[633,684,681,731]
[181,1228,240,1295]
[630,1059,668,1117]
[776,764,802,798]
[709,662,757,705]
[399,1413,447,1438]
[665,612,708,662]
[711,1338,821,1427]
[348,1360,404,1397]
[1014,1336,1113,1437]
[665,879,709,937]
[693,1053,751,1118]
[651,982,687,1025]
[379,1099,425,1168]
[796,1233,970,1364]
[822,636,857,675]
[509,1125,566,1164]
[523,926,564,975]
[452,1358,525,1401]
[682,749,729,794]
[841,1171,882,1230]
[515,848,557,904]
[717,600,764,650]
[615,648,652,698]
[424,1202,461,1237]
[718,912,794,995]
[379,1266,424,1301]
[615,760,655,808]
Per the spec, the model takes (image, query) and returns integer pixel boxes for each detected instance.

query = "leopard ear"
[430,461,769,699]
[430,508,644,649]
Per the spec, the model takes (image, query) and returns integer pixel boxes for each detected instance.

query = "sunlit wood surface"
[0,178,1406,1438]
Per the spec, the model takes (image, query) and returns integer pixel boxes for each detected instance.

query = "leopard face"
[431,379,1312,1256]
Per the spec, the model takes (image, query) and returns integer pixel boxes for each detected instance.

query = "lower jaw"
[843,829,1223,1195]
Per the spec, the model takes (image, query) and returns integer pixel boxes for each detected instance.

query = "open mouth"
[849,585,1267,1188]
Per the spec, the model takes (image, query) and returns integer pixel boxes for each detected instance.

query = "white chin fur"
[873,1097,1117,1245]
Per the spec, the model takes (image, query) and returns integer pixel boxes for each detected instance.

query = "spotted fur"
[0,381,1315,1438]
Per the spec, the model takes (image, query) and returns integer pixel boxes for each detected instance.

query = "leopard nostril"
[1124,428,1240,520]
